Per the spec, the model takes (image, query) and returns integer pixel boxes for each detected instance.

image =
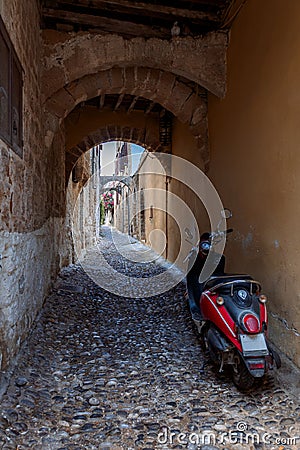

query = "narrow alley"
[0,228,299,450]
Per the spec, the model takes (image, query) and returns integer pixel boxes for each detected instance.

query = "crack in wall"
[270,312,300,337]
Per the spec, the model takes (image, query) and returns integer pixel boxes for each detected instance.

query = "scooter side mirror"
[221,208,232,219]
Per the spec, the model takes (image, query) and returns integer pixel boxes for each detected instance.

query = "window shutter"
[11,57,23,156]
[0,22,10,143]
[0,15,23,157]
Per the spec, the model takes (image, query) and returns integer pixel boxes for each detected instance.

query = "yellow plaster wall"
[208,0,300,366]
[168,119,209,262]
[65,108,159,151]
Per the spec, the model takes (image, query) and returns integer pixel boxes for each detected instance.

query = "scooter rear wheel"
[232,357,255,392]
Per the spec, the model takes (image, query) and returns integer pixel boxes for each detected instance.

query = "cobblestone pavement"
[0,227,299,450]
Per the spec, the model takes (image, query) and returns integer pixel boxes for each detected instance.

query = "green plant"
[100,200,105,225]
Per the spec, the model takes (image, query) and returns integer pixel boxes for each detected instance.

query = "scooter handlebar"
[184,228,233,263]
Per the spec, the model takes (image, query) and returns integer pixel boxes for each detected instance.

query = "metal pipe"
[165,176,169,260]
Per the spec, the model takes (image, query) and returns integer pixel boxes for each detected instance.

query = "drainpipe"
[165,176,169,260]
[159,109,173,261]
[122,187,125,233]
[127,190,131,236]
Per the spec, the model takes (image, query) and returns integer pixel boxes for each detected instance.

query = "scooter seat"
[203,274,253,292]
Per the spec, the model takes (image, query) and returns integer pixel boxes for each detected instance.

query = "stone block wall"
[0,0,68,391]
[66,150,101,263]
[0,0,44,233]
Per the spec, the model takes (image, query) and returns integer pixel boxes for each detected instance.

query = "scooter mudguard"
[236,333,274,377]
[241,355,267,378]
[207,326,233,352]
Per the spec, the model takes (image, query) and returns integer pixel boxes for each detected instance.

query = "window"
[0,16,23,157]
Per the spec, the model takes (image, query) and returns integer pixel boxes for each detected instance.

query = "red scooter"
[186,210,281,391]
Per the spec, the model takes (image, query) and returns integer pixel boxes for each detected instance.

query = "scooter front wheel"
[232,356,255,392]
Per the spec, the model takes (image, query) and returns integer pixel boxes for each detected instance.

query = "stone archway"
[42,29,225,275]
[46,68,207,123]
[46,67,207,137]
[42,30,228,175]
[42,32,228,102]
[65,123,160,182]
[44,67,209,172]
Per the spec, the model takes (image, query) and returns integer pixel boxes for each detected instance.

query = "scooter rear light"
[243,314,260,333]
[249,362,265,370]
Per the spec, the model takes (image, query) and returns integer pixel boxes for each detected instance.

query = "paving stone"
[0,227,299,449]
[15,377,28,387]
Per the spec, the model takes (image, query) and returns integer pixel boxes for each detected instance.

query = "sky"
[100,142,145,176]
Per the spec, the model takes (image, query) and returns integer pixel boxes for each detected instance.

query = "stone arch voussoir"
[44,65,210,173]
[45,67,208,141]
[42,32,227,102]
[66,125,161,183]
